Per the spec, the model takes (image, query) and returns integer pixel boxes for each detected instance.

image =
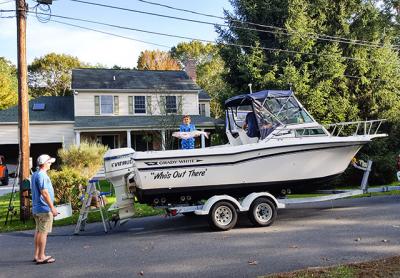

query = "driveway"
[0,195,399,278]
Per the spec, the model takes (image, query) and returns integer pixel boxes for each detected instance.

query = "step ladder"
[74,179,111,234]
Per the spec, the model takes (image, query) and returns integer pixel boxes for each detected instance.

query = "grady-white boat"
[104,90,386,208]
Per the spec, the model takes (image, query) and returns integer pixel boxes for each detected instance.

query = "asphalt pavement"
[0,195,399,278]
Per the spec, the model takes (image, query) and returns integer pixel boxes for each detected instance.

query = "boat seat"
[238,129,259,144]
[226,131,242,146]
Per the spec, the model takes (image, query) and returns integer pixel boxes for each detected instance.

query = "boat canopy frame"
[224,90,317,140]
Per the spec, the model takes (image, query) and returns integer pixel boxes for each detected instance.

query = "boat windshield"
[262,96,313,125]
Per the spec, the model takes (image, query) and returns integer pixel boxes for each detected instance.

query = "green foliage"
[0,57,18,110]
[28,53,87,97]
[48,167,87,210]
[58,141,108,180]
[171,41,232,118]
[217,0,400,123]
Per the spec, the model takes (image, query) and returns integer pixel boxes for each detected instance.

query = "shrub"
[58,141,108,179]
[48,167,87,210]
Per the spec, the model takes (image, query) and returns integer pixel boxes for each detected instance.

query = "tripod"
[4,155,21,225]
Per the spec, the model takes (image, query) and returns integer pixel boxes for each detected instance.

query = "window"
[100,95,113,114]
[165,96,177,113]
[134,96,146,114]
[199,103,206,116]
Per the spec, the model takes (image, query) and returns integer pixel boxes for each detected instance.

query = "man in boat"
[243,111,260,138]
[179,115,196,149]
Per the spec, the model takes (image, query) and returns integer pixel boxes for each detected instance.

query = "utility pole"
[16,0,31,221]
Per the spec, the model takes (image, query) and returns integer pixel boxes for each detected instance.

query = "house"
[0,69,221,165]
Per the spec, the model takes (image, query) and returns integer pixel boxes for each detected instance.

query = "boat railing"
[324,119,386,137]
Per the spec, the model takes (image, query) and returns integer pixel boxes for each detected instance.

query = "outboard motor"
[104,148,136,220]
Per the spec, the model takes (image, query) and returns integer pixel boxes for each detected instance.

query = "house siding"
[74,91,200,116]
[0,123,75,147]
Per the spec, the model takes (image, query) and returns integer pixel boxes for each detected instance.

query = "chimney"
[184,59,197,81]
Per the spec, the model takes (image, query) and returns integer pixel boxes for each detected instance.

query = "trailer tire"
[208,201,237,231]
[248,198,276,227]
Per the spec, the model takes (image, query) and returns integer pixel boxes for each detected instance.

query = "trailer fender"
[195,195,244,215]
[241,192,285,210]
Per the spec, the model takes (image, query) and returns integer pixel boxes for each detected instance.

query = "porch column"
[75,131,81,147]
[161,129,166,151]
[126,130,131,148]
[201,129,206,149]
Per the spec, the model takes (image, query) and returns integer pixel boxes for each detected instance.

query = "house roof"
[0,96,74,123]
[72,69,202,91]
[74,115,223,130]
[199,89,211,100]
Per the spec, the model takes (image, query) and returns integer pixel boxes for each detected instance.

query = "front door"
[98,135,118,149]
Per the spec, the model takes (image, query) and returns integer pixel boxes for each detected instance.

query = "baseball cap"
[37,154,56,165]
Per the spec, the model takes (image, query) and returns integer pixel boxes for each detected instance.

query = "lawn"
[0,181,163,233]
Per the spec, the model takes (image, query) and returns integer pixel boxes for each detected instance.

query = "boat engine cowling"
[104,148,136,220]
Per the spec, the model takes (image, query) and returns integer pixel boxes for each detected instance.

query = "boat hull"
[132,137,368,205]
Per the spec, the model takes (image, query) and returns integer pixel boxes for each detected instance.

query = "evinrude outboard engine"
[104,148,136,220]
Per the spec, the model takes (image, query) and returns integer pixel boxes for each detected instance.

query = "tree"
[171,41,232,118]
[137,50,181,70]
[0,57,18,110]
[217,0,400,123]
[28,53,87,98]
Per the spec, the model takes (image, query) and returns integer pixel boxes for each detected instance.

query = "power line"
[30,10,399,65]
[45,20,397,78]
[0,8,15,18]
[49,18,171,49]
[135,0,400,50]
[0,0,14,5]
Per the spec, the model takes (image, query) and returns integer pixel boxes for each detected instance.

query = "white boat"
[104,90,386,209]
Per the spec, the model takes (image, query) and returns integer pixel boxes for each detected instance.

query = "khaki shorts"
[33,212,53,233]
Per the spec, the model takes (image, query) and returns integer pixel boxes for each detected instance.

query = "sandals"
[36,256,56,265]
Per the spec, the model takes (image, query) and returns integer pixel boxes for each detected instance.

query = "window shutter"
[146,96,152,114]
[94,96,100,115]
[114,96,119,115]
[160,95,166,114]
[177,96,183,114]
[128,96,133,114]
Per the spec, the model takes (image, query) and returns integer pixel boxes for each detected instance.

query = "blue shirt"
[180,123,196,149]
[245,112,260,138]
[31,170,54,214]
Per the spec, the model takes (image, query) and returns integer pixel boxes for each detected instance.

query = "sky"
[0,0,232,68]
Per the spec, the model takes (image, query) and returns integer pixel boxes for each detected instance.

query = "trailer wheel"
[248,198,276,227]
[208,201,237,231]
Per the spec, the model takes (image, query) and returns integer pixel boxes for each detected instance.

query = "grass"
[0,181,163,233]
[262,256,400,278]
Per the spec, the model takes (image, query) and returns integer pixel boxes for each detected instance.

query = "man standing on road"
[31,154,58,265]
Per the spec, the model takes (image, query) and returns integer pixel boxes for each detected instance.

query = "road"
[0,195,399,278]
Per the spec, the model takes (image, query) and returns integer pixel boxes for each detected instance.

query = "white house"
[0,69,221,166]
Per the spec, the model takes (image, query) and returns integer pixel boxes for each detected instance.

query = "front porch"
[74,128,211,151]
